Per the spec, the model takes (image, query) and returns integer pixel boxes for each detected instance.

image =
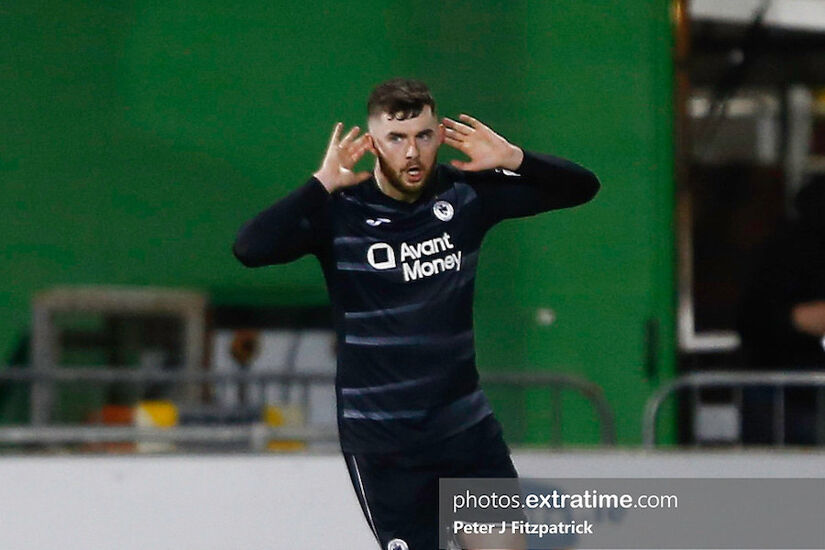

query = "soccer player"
[233,78,599,550]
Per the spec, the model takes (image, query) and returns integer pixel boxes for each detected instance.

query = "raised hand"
[314,123,373,193]
[443,114,524,172]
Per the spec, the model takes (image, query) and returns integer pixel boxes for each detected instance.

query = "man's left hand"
[443,114,524,172]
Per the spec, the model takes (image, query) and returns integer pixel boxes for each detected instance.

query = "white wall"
[692,0,825,32]
[0,451,823,550]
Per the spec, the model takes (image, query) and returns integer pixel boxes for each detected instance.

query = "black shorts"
[343,414,518,550]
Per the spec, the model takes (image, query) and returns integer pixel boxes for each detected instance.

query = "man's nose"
[405,139,419,159]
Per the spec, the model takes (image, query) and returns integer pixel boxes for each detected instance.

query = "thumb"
[450,160,472,170]
[354,171,372,183]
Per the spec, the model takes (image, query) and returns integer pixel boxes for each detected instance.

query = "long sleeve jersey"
[233,151,600,452]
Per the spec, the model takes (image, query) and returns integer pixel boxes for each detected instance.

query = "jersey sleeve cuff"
[297,177,334,212]
[306,176,332,195]
[514,150,545,176]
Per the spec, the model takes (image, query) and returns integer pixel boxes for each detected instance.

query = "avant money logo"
[366,242,396,270]
[365,232,462,282]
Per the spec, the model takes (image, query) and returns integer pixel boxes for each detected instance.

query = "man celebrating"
[233,78,599,549]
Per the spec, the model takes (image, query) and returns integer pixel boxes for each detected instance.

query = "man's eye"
[418,134,431,142]
[389,136,402,143]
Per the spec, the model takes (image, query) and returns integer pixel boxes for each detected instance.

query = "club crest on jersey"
[387,539,408,550]
[433,200,454,221]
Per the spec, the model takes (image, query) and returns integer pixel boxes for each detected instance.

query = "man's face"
[367,106,444,201]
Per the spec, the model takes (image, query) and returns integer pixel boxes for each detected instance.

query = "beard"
[376,153,436,198]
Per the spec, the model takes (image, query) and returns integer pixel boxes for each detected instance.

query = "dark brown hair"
[367,78,436,120]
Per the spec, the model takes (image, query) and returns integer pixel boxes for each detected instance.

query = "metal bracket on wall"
[30,286,206,425]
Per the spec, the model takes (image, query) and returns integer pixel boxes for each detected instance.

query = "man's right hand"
[314,123,373,193]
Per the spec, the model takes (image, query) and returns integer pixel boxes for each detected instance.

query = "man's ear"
[366,134,378,155]
[437,123,446,145]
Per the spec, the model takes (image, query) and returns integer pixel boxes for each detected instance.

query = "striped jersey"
[233,151,599,452]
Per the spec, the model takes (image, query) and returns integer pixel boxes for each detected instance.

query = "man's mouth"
[405,165,423,182]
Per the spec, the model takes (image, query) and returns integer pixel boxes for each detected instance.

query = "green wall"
[1,1,675,443]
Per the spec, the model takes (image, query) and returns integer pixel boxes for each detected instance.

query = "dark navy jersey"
[233,151,599,452]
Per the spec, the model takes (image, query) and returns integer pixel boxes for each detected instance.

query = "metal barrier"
[643,371,825,448]
[0,367,615,449]
[0,425,338,450]
[481,371,616,446]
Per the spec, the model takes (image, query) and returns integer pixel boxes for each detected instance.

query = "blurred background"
[1,0,824,547]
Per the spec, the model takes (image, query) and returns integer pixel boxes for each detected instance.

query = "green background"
[1,1,675,444]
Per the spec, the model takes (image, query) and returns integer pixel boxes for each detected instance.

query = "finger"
[459,113,482,129]
[327,122,343,152]
[450,159,473,170]
[443,117,473,136]
[351,133,369,149]
[339,126,361,149]
[444,127,466,142]
[444,135,468,151]
[348,135,371,163]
